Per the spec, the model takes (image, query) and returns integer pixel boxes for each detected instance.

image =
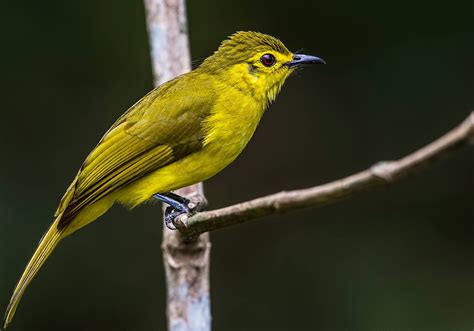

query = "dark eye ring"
[260,53,276,67]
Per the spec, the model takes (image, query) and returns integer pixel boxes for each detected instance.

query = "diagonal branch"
[174,112,474,238]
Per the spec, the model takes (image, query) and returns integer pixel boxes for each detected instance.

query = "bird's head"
[199,31,325,105]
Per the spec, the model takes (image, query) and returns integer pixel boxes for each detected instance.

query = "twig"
[175,112,474,238]
[143,0,211,331]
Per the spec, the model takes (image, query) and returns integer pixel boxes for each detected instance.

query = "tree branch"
[174,112,474,238]
[143,1,211,330]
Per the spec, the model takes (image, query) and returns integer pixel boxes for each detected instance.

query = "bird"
[3,31,325,328]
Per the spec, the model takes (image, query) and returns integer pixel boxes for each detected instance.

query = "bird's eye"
[260,53,276,67]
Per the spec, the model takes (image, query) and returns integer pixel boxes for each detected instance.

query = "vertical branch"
[144,0,191,84]
[143,1,211,331]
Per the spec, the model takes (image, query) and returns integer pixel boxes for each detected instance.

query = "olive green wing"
[57,77,215,228]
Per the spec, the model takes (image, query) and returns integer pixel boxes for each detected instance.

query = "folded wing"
[57,76,215,228]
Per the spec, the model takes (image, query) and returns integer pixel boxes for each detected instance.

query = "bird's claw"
[164,206,189,230]
[156,192,207,230]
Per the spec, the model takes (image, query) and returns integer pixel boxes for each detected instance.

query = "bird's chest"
[203,94,265,162]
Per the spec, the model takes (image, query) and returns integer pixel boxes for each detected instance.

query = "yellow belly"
[116,133,248,207]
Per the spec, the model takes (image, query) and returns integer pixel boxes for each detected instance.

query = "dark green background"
[0,0,473,330]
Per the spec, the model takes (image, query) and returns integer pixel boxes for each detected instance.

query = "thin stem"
[143,0,211,330]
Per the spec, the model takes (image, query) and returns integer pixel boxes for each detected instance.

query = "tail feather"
[3,217,64,329]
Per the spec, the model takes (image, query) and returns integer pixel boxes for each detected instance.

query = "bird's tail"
[3,217,64,329]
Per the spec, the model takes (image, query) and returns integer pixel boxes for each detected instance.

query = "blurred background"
[0,0,473,330]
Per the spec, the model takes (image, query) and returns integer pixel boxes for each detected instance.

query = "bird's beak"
[286,54,326,67]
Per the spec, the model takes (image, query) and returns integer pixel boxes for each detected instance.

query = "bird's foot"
[164,206,188,230]
[153,192,207,230]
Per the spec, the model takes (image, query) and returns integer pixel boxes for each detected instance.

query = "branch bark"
[143,1,211,331]
[174,112,474,238]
